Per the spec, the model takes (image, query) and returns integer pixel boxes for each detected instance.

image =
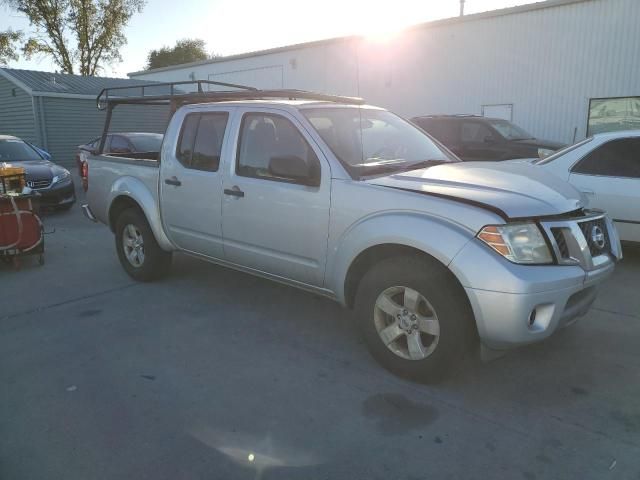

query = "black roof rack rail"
[96,79,365,110]
[95,79,365,154]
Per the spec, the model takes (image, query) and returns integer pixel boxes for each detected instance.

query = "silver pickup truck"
[82,83,621,381]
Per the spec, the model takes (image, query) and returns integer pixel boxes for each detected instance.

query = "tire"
[115,207,172,282]
[354,255,475,383]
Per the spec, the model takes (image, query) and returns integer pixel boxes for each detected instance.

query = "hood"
[513,138,565,150]
[11,160,55,180]
[367,161,585,219]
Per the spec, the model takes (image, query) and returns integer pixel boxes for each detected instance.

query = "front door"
[160,108,232,258]
[221,108,331,286]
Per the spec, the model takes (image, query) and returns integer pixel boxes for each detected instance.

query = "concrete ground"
[1,199,639,480]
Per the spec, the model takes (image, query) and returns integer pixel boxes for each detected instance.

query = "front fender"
[327,211,475,304]
[108,176,174,251]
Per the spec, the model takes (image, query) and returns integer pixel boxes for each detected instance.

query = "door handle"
[165,177,182,187]
[581,190,595,196]
[224,186,245,198]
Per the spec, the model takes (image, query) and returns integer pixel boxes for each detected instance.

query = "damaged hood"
[366,161,585,219]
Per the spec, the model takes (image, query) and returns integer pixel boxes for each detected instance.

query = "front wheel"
[355,255,475,383]
[115,208,172,282]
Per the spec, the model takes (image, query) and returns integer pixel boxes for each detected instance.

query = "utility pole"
[460,0,465,16]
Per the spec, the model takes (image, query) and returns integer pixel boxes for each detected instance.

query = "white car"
[536,130,640,243]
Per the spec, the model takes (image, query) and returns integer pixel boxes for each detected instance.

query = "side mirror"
[269,155,320,186]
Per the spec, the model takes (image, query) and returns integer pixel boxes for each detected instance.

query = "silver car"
[82,92,621,382]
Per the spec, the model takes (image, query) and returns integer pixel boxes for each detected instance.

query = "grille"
[27,179,51,189]
[578,218,610,257]
[551,228,570,259]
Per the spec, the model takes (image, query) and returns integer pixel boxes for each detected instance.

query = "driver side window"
[236,113,320,184]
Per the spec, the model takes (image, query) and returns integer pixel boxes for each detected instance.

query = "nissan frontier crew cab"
[82,81,621,382]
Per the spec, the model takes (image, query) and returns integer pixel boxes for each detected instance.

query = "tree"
[0,30,21,65]
[2,0,145,75]
[146,38,212,70]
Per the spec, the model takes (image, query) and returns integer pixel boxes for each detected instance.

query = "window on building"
[572,138,640,178]
[588,97,640,136]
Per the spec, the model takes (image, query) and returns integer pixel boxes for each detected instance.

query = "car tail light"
[81,161,89,192]
[76,152,82,175]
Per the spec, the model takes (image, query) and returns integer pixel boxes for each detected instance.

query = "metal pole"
[98,104,113,154]
[460,0,465,16]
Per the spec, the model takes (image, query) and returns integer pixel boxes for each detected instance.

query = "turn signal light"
[478,226,511,257]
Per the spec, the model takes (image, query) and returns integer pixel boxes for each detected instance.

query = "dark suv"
[411,115,564,161]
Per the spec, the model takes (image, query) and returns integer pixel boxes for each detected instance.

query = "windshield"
[302,107,457,178]
[487,119,532,140]
[534,137,594,165]
[0,139,43,162]
[128,134,163,152]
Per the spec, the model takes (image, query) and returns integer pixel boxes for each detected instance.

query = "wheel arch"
[107,177,173,252]
[328,212,474,308]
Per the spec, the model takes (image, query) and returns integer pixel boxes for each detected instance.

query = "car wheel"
[355,255,475,383]
[115,208,172,282]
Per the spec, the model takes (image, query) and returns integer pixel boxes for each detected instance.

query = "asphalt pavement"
[1,199,639,480]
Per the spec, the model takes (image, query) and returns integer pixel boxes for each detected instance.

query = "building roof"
[0,68,159,99]
[129,0,592,77]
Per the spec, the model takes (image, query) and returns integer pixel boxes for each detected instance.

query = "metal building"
[129,0,640,144]
[0,68,168,168]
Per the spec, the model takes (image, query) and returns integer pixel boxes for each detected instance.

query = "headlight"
[477,223,553,264]
[538,148,554,159]
[52,169,71,184]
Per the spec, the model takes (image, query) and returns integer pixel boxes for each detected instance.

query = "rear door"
[569,137,640,242]
[221,107,331,286]
[459,120,509,161]
[160,107,233,258]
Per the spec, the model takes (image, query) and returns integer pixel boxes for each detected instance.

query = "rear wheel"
[355,255,475,383]
[115,208,171,281]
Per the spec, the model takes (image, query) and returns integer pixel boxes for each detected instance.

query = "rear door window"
[416,119,459,144]
[176,112,229,172]
[461,121,494,143]
[572,138,640,178]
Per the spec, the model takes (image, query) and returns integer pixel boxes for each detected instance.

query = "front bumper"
[35,179,76,208]
[450,216,620,350]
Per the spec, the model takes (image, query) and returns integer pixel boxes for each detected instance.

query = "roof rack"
[95,79,365,153]
[96,79,365,110]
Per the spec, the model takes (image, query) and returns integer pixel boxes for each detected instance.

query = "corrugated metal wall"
[131,0,640,144]
[0,77,36,143]
[40,98,168,168]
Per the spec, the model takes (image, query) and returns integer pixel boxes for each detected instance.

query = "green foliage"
[0,30,22,65]
[146,38,214,70]
[2,0,145,75]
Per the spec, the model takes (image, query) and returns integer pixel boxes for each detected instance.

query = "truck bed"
[86,153,160,226]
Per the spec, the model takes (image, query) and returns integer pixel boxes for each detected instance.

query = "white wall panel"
[131,0,640,144]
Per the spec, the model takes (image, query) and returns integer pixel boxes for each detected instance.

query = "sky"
[0,0,539,77]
